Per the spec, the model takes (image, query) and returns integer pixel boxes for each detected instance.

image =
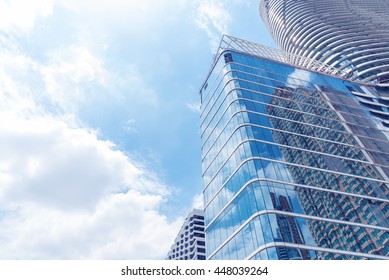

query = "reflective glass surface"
[200,50,389,260]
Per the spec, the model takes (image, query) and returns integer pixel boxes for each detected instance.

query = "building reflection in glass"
[268,86,389,259]
[200,36,389,260]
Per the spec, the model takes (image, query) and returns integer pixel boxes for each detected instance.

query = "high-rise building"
[260,0,389,132]
[200,35,389,260]
[260,0,389,85]
[166,209,206,260]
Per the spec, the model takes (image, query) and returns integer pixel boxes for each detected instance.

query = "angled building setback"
[166,209,206,260]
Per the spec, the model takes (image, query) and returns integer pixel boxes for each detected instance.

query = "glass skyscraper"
[200,35,389,260]
[260,0,389,85]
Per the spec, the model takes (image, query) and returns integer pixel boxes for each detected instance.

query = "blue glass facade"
[200,41,389,260]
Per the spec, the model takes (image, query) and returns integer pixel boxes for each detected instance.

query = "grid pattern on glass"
[200,47,389,260]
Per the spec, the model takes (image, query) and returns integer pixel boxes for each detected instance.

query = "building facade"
[200,35,389,260]
[166,209,206,260]
[260,0,389,85]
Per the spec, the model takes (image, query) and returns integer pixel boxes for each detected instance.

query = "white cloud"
[0,112,181,259]
[192,0,255,52]
[0,0,185,259]
[0,0,52,34]
[186,102,201,113]
[0,51,43,122]
[0,31,158,117]
[193,0,232,52]
[0,41,108,117]
[40,45,107,112]
[192,192,204,209]
[0,190,183,259]
[123,118,138,134]
[58,0,187,34]
[42,45,106,90]
[0,114,142,209]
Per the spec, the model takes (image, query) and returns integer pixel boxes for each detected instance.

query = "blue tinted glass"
[202,49,389,260]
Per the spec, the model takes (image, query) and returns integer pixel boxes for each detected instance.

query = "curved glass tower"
[260,0,389,85]
[200,35,389,260]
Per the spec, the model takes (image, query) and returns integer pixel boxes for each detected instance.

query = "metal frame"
[215,35,350,79]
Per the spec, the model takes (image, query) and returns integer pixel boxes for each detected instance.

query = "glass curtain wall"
[200,49,389,260]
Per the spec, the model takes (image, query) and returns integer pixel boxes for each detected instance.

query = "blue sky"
[0,0,275,259]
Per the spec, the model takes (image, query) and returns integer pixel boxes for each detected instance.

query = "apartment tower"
[260,0,389,85]
[166,209,206,260]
